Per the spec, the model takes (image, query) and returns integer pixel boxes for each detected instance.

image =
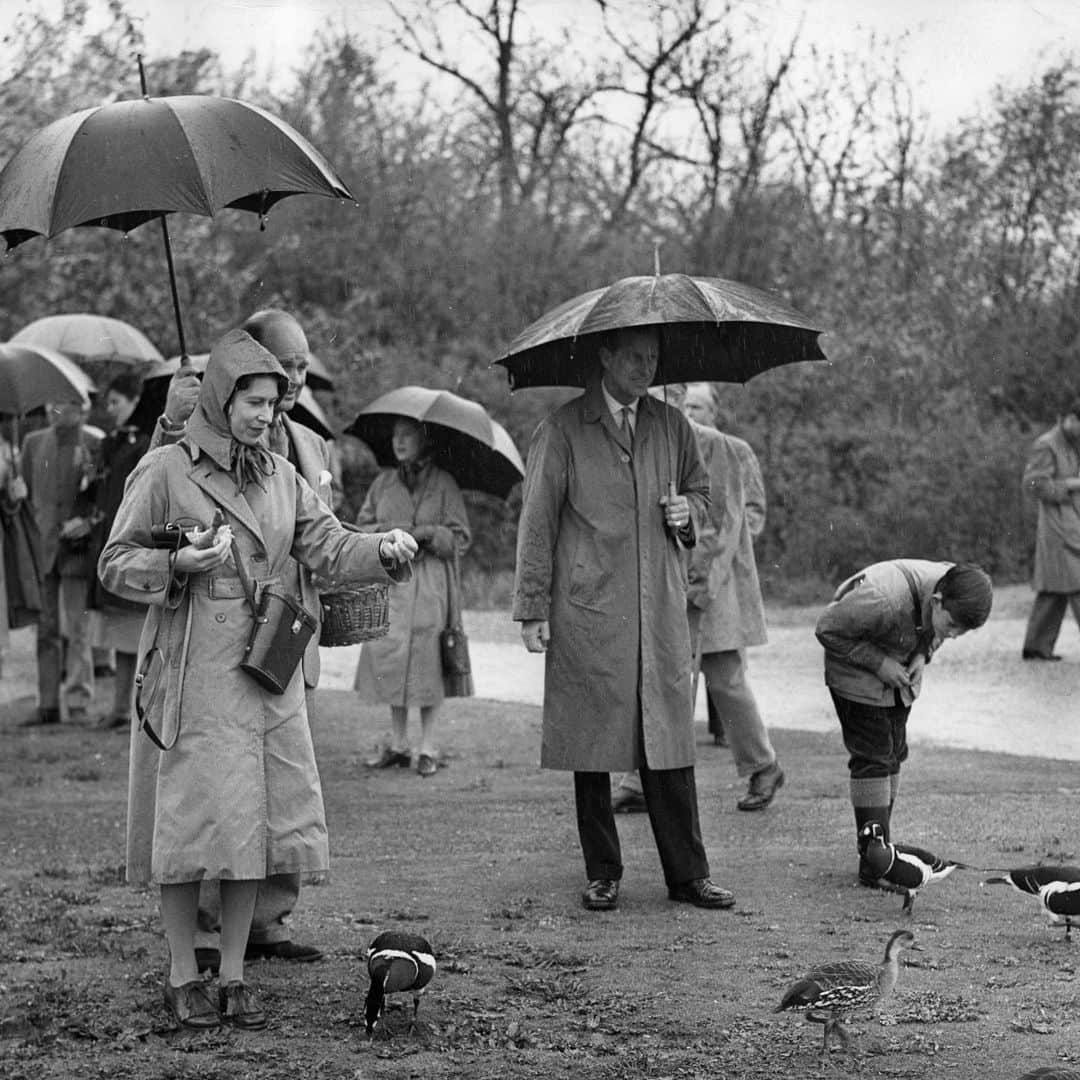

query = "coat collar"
[582,381,663,452]
[184,443,267,547]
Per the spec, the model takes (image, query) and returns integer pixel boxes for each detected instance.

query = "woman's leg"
[160,880,202,986]
[419,703,440,758]
[390,706,409,751]
[219,879,259,985]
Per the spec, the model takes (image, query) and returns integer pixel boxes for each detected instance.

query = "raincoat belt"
[190,574,280,601]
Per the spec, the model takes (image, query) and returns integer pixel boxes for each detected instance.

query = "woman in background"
[354,416,470,777]
[87,372,150,729]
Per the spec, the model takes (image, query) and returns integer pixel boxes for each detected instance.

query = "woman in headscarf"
[99,329,416,1032]
[353,416,471,777]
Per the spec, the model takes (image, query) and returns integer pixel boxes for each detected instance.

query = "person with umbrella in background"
[146,309,336,973]
[15,399,102,726]
[513,326,736,912]
[352,410,472,778]
[85,371,151,731]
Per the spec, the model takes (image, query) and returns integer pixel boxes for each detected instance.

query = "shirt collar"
[600,380,640,422]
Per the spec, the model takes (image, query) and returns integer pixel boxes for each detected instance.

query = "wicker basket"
[319,583,390,646]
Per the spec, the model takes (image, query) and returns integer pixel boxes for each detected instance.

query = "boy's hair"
[106,371,143,401]
[935,563,993,628]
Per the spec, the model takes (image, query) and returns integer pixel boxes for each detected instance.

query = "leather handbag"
[232,535,316,695]
[440,551,473,698]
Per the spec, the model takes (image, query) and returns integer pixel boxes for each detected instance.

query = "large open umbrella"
[345,386,525,499]
[0,341,95,417]
[0,58,353,358]
[493,272,827,390]
[11,313,162,366]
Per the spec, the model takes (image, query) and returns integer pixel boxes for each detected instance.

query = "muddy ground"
[2,591,1079,1079]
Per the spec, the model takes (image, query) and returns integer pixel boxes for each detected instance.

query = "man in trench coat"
[513,326,736,912]
[150,310,331,968]
[1020,400,1080,660]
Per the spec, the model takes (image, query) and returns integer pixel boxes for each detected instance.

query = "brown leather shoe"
[737,762,785,811]
[582,878,619,911]
[416,753,438,777]
[667,878,735,909]
[219,981,267,1030]
[366,747,411,768]
[163,979,220,1029]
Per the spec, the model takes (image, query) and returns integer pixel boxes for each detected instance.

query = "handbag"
[233,535,317,695]
[440,550,473,698]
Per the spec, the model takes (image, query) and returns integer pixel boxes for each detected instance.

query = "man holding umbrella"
[152,308,330,969]
[513,326,735,912]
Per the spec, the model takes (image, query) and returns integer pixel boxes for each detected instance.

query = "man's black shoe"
[667,877,735,909]
[20,707,60,727]
[581,879,619,911]
[1022,650,1062,661]
[245,940,324,962]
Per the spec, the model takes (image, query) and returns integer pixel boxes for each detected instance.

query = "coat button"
[215,613,226,623]
[620,453,630,463]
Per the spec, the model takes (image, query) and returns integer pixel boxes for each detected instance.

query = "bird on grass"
[774,929,920,1053]
[858,823,969,915]
[982,865,1080,941]
[364,930,437,1037]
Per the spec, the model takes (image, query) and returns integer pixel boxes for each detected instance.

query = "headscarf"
[185,329,289,494]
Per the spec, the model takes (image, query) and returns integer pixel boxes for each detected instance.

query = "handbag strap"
[135,548,184,751]
[896,562,931,660]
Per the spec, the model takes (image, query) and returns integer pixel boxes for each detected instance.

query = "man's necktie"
[620,406,634,448]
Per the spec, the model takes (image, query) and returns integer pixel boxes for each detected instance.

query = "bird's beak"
[907,942,925,952]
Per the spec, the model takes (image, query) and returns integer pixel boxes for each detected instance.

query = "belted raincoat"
[100,330,408,886]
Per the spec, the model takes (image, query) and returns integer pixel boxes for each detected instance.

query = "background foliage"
[2,0,1076,603]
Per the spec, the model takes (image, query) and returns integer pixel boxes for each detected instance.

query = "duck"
[858,823,968,915]
[774,929,920,1053]
[364,930,437,1037]
[982,865,1080,940]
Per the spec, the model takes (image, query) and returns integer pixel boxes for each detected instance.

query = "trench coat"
[150,408,332,687]
[513,383,709,772]
[1023,421,1080,593]
[815,559,953,708]
[353,463,470,706]
[689,424,767,653]
[100,440,407,886]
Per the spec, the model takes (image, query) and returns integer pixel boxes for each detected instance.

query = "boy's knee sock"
[850,776,892,844]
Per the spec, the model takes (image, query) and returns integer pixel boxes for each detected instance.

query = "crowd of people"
[4,311,1077,1033]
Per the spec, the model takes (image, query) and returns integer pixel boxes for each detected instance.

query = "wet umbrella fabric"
[11,313,163,366]
[0,342,95,415]
[0,92,353,356]
[494,273,827,390]
[345,386,525,500]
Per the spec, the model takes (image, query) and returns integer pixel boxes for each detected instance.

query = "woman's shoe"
[366,747,411,769]
[416,753,438,777]
[219,981,268,1030]
[163,978,221,1029]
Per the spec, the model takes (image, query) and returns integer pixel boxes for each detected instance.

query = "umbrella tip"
[652,238,662,276]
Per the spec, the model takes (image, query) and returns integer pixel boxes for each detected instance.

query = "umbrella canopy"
[345,386,525,499]
[11,313,163,365]
[0,82,354,358]
[0,342,95,415]
[0,95,351,243]
[494,273,827,390]
[290,385,334,441]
